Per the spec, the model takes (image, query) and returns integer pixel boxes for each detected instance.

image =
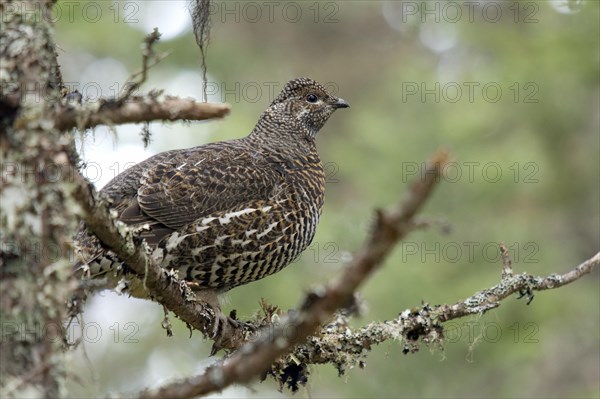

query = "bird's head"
[253,77,349,143]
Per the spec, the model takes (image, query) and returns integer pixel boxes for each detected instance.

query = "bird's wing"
[118,142,286,244]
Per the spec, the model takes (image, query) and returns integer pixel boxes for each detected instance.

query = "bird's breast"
[157,160,327,291]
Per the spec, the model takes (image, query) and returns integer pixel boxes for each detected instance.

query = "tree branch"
[53,94,230,131]
[435,251,600,322]
[266,251,600,385]
[135,150,451,399]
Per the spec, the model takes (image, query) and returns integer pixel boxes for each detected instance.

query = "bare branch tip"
[430,148,452,169]
[499,242,513,278]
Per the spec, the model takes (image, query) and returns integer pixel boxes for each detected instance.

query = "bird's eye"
[306,94,318,103]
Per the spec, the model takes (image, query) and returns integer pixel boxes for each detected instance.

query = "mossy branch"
[268,250,599,388]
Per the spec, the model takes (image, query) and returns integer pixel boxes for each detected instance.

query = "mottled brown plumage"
[75,78,348,295]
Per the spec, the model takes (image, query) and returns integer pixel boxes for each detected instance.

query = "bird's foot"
[209,310,256,356]
[225,309,257,332]
[187,287,250,333]
[184,285,255,354]
[210,309,256,339]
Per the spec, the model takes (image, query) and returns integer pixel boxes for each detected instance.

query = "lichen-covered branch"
[269,251,600,385]
[135,150,451,399]
[434,251,600,322]
[52,95,230,132]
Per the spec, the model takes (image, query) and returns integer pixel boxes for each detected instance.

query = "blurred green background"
[55,1,599,397]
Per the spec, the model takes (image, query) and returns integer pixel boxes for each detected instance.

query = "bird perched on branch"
[75,77,349,329]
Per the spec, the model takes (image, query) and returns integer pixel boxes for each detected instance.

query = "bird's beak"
[332,98,350,109]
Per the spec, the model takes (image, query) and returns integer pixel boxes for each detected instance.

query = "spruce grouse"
[75,78,349,299]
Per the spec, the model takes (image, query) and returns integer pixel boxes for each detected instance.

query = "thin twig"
[436,251,599,322]
[117,29,165,103]
[499,242,513,279]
